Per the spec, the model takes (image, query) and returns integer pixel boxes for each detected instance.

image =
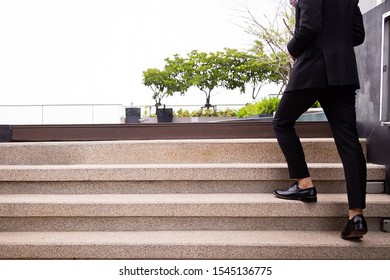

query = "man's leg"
[272,89,319,203]
[272,89,319,181]
[318,86,367,239]
[318,87,367,211]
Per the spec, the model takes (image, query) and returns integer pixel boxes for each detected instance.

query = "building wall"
[355,1,390,193]
[360,0,385,13]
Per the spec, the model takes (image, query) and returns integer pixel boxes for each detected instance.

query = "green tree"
[168,48,273,109]
[234,43,273,99]
[220,48,250,94]
[164,54,191,95]
[185,50,230,109]
[143,47,278,109]
[143,60,190,108]
[143,68,173,107]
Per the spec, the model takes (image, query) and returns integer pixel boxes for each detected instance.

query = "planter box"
[125,108,141,123]
[156,108,173,123]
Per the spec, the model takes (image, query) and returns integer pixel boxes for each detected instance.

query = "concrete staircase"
[0,138,389,259]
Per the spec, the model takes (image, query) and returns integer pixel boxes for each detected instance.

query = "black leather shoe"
[341,214,368,240]
[273,182,317,203]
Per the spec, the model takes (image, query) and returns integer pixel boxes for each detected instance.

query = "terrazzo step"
[0,194,388,232]
[0,163,385,182]
[0,137,388,261]
[0,138,367,165]
[0,180,357,195]
[0,216,384,232]
[0,230,389,260]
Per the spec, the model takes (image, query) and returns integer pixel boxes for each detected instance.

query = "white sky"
[0,0,282,110]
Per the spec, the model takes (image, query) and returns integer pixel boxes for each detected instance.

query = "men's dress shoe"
[341,214,368,240]
[273,182,317,203]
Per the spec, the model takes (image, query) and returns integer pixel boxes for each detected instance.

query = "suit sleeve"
[353,3,365,46]
[287,0,323,58]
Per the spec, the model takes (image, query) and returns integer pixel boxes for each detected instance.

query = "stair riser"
[0,217,382,232]
[0,199,388,218]
[0,181,351,194]
[1,244,388,260]
[0,140,366,165]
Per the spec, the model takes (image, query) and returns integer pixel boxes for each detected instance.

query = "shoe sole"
[273,191,317,203]
[341,230,367,240]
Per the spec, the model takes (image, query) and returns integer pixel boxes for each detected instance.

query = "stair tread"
[0,162,383,168]
[0,230,388,246]
[0,231,390,249]
[1,138,364,165]
[0,193,388,217]
[1,230,389,259]
[1,192,389,203]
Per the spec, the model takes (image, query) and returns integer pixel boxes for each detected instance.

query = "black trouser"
[272,86,367,209]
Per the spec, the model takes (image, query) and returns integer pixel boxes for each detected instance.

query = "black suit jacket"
[285,0,365,92]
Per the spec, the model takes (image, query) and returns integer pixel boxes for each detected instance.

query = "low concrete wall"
[139,117,238,123]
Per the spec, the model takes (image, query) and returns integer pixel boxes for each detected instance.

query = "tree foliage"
[143,68,178,107]
[143,47,277,108]
[142,2,298,109]
[244,2,295,94]
[186,50,227,108]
